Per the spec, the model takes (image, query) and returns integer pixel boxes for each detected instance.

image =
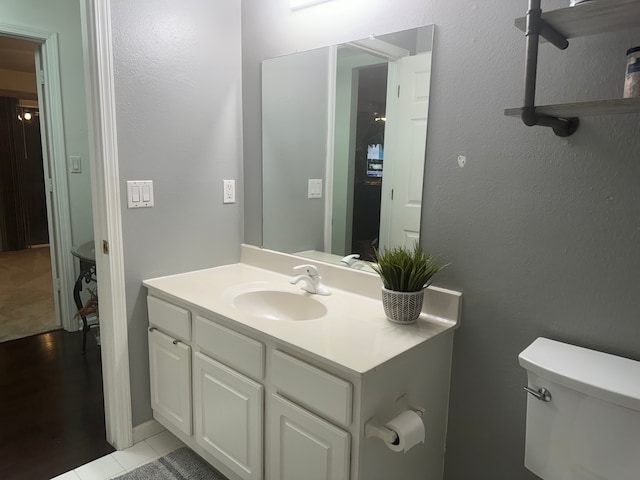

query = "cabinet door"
[148,328,192,436]
[193,352,263,480]
[270,394,350,480]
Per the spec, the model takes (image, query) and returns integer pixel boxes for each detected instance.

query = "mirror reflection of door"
[349,64,387,262]
[261,25,434,265]
[335,50,431,261]
[331,47,387,259]
[378,51,431,251]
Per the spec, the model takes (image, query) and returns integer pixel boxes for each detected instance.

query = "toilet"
[519,337,640,480]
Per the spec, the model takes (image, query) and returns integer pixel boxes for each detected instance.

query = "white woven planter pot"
[381,287,424,324]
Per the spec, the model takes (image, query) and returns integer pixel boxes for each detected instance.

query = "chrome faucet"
[340,253,372,271]
[290,264,331,296]
[340,254,361,267]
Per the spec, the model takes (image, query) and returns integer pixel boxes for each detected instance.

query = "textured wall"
[110,0,243,426]
[242,0,640,478]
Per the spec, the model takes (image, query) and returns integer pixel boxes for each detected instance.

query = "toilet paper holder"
[365,395,425,445]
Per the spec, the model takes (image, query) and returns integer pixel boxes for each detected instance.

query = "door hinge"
[38,70,45,85]
[102,240,109,254]
[47,178,54,192]
[53,278,62,291]
[391,188,394,200]
[397,85,400,97]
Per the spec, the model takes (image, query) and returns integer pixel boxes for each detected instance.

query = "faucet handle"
[293,264,319,276]
[340,254,360,265]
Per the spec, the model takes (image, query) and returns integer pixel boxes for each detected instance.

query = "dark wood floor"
[0,329,114,480]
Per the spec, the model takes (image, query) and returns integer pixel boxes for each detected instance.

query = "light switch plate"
[70,156,82,173]
[127,180,154,208]
[308,179,322,199]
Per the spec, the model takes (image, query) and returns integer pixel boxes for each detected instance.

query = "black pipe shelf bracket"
[522,0,579,137]
[506,0,640,130]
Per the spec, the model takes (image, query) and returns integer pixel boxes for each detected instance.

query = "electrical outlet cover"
[223,179,236,204]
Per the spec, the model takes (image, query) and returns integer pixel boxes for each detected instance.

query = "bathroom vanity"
[143,245,461,480]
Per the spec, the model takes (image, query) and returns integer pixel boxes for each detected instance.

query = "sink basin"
[232,290,328,321]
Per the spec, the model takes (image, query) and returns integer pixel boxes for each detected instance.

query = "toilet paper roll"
[384,410,425,453]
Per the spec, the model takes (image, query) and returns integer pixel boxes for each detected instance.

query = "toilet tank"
[518,337,640,480]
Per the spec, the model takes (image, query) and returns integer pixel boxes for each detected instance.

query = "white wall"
[3,0,94,246]
[242,0,640,478]
[110,0,243,426]
[262,48,330,253]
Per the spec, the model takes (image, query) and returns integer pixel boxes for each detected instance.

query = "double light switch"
[127,180,154,208]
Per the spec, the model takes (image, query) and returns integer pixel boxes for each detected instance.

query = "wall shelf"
[514,0,640,40]
[505,0,640,137]
[505,97,640,118]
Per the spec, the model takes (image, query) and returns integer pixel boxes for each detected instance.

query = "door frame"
[80,0,133,450]
[0,24,75,331]
[378,58,399,251]
[323,45,337,253]
[1,4,133,451]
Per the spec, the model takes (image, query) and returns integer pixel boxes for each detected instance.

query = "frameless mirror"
[261,25,434,267]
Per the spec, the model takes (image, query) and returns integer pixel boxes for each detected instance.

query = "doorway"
[0,26,113,478]
[0,98,48,250]
[1,0,134,454]
[0,31,77,336]
[0,37,59,342]
[350,63,388,261]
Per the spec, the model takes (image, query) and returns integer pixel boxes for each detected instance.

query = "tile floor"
[51,430,184,480]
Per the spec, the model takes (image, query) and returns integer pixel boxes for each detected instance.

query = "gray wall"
[111,0,243,427]
[242,0,640,478]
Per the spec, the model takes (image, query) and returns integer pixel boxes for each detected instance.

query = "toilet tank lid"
[519,337,640,412]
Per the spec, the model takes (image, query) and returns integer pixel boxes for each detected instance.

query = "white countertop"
[143,246,461,375]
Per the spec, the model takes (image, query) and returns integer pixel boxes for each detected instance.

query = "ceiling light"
[290,0,332,11]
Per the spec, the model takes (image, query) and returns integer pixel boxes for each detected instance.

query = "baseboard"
[132,419,165,444]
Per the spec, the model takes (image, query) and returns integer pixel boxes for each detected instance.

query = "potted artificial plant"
[371,243,446,324]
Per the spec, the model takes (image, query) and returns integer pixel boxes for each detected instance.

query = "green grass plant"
[371,243,446,292]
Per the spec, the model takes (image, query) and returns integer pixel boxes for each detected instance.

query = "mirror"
[262,25,434,267]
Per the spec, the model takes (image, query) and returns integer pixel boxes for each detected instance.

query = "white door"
[270,394,350,480]
[33,49,66,331]
[193,352,263,480]
[379,52,432,250]
[148,328,192,436]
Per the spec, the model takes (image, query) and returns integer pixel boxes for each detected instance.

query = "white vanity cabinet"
[193,353,263,480]
[270,393,351,480]
[146,290,456,480]
[143,247,462,480]
[147,296,192,437]
[147,293,355,480]
[193,314,265,480]
[269,349,352,480]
